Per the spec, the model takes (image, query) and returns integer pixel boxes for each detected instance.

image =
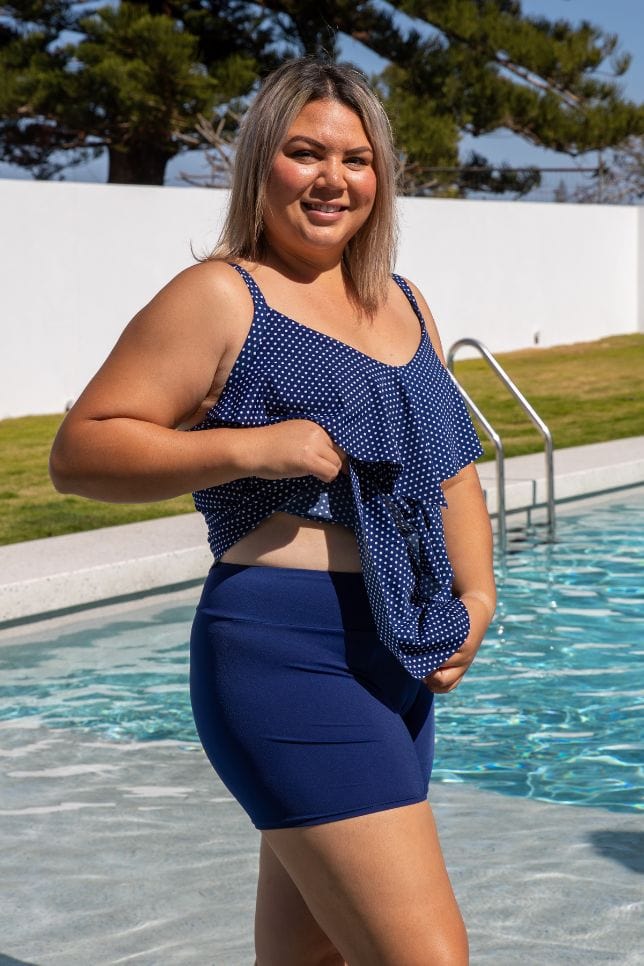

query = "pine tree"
[258,0,644,195]
[1,0,643,191]
[0,0,274,182]
[377,0,644,195]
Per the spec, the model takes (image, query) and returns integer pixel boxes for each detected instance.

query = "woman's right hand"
[241,420,348,483]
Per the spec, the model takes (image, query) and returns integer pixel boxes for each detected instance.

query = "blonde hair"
[204,57,399,314]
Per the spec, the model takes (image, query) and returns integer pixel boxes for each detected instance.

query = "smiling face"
[261,98,377,266]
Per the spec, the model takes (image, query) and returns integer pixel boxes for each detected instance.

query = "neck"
[261,240,346,287]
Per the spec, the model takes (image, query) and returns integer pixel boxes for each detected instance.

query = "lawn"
[450,333,644,460]
[1,333,642,545]
[0,415,195,545]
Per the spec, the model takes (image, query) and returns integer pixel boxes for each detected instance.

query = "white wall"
[0,180,227,419]
[0,178,641,418]
[398,196,640,356]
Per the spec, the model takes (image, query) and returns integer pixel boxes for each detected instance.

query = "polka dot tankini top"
[191,263,484,680]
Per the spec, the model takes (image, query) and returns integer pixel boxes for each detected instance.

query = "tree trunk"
[107,143,174,185]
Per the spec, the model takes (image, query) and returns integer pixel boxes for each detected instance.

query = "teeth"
[305,203,343,213]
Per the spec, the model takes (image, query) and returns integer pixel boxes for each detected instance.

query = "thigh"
[255,835,345,966]
[262,800,468,966]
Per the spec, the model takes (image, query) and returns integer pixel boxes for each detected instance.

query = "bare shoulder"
[398,275,447,365]
[62,259,255,429]
[136,258,253,340]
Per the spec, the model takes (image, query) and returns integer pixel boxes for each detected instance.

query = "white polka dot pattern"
[190,264,484,679]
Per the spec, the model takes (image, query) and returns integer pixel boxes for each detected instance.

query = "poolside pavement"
[476,435,644,513]
[0,702,641,966]
[1,436,643,625]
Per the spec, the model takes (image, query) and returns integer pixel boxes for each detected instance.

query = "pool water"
[1,490,642,813]
[435,491,644,813]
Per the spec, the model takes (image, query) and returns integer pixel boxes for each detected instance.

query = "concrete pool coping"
[1,435,643,625]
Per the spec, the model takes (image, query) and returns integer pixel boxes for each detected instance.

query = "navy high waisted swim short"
[189,562,435,830]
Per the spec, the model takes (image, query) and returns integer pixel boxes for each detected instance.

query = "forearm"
[441,466,496,615]
[49,418,257,503]
[423,468,495,691]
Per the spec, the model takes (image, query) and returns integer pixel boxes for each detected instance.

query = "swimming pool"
[1,489,642,813]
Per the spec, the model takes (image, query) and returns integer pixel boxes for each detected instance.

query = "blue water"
[1,490,642,812]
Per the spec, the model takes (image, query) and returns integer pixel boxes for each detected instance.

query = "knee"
[255,937,346,966]
[387,918,468,966]
[316,953,346,966]
[399,946,467,966]
[415,926,469,966]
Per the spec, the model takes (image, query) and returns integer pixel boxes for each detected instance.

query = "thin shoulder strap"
[228,262,268,310]
[392,273,427,330]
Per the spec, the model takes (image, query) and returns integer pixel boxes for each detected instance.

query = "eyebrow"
[284,135,373,154]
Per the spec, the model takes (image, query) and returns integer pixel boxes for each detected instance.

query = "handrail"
[445,372,508,550]
[446,337,555,550]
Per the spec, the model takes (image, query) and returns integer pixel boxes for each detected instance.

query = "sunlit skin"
[262,99,377,273]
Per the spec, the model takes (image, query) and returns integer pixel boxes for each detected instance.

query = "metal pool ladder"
[446,338,555,551]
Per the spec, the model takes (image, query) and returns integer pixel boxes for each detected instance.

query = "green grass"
[1,333,643,545]
[0,414,194,546]
[451,333,644,460]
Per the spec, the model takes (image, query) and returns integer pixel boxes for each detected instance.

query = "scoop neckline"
[229,261,427,371]
[269,306,426,371]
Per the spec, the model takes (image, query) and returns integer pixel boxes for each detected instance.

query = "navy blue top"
[191,263,484,679]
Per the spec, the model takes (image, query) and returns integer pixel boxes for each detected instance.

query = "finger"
[327,445,348,477]
[424,668,464,693]
[425,678,460,694]
[331,443,349,474]
[312,452,345,483]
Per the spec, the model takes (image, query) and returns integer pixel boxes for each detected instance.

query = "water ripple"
[433,492,644,812]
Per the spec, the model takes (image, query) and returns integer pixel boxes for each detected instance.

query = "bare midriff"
[218,512,362,572]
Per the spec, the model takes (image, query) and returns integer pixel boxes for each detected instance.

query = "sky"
[2,0,643,200]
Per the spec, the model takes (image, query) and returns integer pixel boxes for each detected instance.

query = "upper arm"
[61,260,251,430]
[403,277,448,367]
[402,277,480,493]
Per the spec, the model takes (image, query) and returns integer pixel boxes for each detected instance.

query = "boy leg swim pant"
[189,562,435,830]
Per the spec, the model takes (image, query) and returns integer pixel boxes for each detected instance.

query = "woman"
[50,58,495,966]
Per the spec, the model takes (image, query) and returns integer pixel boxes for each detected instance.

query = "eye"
[290,149,318,161]
[345,156,370,167]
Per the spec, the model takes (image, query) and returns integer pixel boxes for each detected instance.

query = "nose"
[315,156,346,190]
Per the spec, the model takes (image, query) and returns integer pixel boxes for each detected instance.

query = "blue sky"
[2,0,643,199]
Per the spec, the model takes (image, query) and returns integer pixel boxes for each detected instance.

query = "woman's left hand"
[422,596,491,694]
